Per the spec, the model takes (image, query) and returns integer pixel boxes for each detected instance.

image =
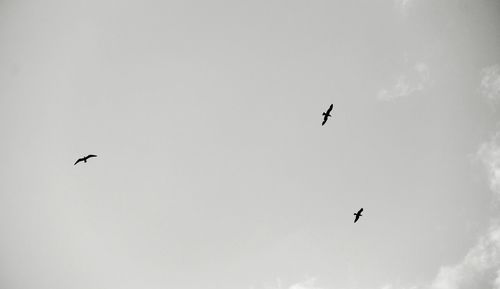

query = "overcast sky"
[1,0,500,289]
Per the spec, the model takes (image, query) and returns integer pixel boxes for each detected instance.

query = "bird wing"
[358,208,363,214]
[354,214,360,223]
[326,104,333,114]
[86,154,97,159]
[74,158,83,165]
[322,117,327,126]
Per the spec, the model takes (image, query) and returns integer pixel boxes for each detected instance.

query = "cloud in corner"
[477,132,500,197]
[480,65,500,102]
[426,132,500,289]
[429,222,500,289]
[253,121,500,289]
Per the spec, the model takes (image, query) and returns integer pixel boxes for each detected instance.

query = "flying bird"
[353,208,363,223]
[322,104,333,126]
[74,154,97,165]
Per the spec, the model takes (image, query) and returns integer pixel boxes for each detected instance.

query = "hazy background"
[1,0,499,288]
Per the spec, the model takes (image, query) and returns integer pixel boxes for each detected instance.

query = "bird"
[353,208,363,223]
[74,154,97,165]
[322,104,333,126]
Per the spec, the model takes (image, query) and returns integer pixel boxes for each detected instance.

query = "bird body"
[74,154,97,165]
[322,104,333,126]
[354,208,363,223]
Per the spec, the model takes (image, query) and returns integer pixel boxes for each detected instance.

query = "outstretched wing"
[354,214,360,223]
[358,208,363,214]
[74,158,83,165]
[86,154,97,159]
[326,104,333,114]
[322,117,328,126]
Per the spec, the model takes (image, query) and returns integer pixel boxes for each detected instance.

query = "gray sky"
[1,0,500,289]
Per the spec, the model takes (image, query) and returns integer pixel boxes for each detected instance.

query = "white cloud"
[480,65,500,102]
[380,285,417,289]
[254,129,500,289]
[415,62,430,86]
[256,278,324,289]
[381,223,500,289]
[429,223,500,289]
[394,0,414,16]
[378,62,430,101]
[477,132,500,197]
[289,278,324,289]
[256,278,415,289]
[423,133,500,289]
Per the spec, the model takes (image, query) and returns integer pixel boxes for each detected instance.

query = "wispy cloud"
[480,65,500,102]
[394,0,415,16]
[289,278,324,289]
[379,285,418,289]
[417,133,500,289]
[256,278,417,289]
[378,62,430,101]
[429,222,500,289]
[477,132,500,197]
[252,278,325,289]
[385,222,500,289]
[362,222,500,289]
[255,130,500,289]
[384,133,500,289]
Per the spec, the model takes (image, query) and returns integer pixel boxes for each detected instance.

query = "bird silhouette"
[74,154,97,165]
[353,208,363,223]
[322,104,333,126]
